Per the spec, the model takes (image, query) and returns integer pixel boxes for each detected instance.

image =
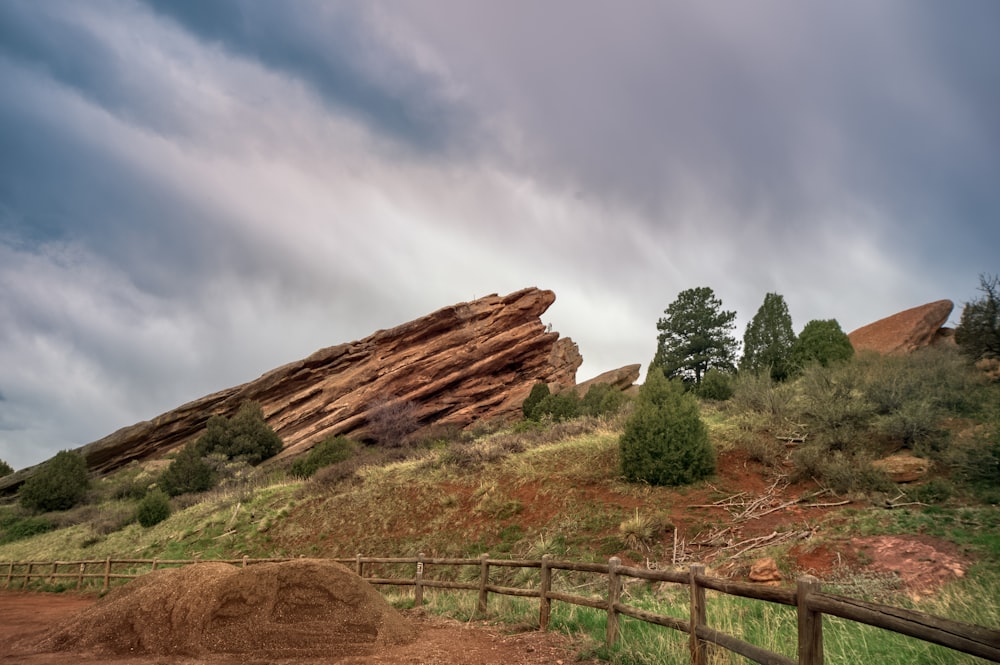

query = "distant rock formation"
[848,300,954,355]
[571,364,641,397]
[0,288,587,491]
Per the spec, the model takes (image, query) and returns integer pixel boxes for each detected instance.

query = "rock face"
[570,364,641,397]
[848,300,954,355]
[4,288,581,485]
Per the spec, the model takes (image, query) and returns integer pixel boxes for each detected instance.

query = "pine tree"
[740,292,797,381]
[652,286,738,385]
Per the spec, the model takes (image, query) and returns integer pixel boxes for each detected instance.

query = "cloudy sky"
[2,1,998,470]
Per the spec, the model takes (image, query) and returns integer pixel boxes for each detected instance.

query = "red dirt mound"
[33,559,416,658]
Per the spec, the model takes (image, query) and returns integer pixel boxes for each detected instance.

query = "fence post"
[606,557,622,647]
[539,554,552,631]
[797,575,824,665]
[356,553,363,577]
[25,562,34,588]
[151,559,159,571]
[242,555,249,569]
[414,553,425,607]
[102,557,111,593]
[50,561,58,585]
[4,561,12,589]
[77,563,85,590]
[477,553,490,616]
[689,563,708,665]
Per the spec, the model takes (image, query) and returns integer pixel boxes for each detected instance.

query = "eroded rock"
[848,300,953,355]
[0,288,585,490]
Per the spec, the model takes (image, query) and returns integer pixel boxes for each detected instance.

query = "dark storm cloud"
[139,0,469,151]
[388,1,1000,258]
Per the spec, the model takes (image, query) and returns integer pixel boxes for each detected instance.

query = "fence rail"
[2,554,998,664]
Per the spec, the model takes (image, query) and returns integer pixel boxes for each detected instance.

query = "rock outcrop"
[571,364,641,397]
[848,300,954,355]
[1,288,582,488]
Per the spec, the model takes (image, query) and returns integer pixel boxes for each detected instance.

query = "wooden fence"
[3,554,998,664]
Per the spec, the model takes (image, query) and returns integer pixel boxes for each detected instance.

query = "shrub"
[0,458,13,477]
[533,391,581,422]
[19,450,90,512]
[731,371,795,423]
[367,396,420,447]
[696,368,734,401]
[619,371,715,486]
[159,443,216,497]
[0,513,54,545]
[794,363,874,453]
[580,383,629,417]
[135,489,171,527]
[790,319,854,370]
[197,401,283,464]
[290,435,357,478]
[522,383,551,420]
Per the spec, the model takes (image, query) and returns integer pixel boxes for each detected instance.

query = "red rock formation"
[1,288,582,486]
[570,364,641,396]
[848,300,954,355]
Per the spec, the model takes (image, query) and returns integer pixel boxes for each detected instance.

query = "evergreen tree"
[955,273,1000,361]
[790,319,854,369]
[652,287,738,385]
[197,401,283,464]
[19,450,90,512]
[740,292,797,381]
[0,458,13,478]
[620,371,715,486]
[159,443,216,496]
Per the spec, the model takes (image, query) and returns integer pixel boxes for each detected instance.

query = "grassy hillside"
[1,347,998,663]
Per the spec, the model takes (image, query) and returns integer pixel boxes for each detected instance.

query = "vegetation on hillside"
[2,277,999,664]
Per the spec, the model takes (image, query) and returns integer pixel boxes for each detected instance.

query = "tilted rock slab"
[3,288,581,485]
[848,300,954,355]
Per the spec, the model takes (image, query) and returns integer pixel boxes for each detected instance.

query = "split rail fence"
[3,554,998,664]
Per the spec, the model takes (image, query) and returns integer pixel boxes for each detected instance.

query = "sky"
[1,1,998,471]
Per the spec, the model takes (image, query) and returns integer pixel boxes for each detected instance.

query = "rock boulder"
[848,300,954,355]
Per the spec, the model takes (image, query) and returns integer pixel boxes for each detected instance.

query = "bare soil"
[0,598,596,665]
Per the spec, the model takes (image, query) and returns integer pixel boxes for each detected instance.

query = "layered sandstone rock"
[848,300,954,355]
[0,288,583,489]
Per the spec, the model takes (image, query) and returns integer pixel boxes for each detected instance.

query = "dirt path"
[0,592,598,665]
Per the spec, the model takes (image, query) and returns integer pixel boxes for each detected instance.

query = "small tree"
[0,458,13,478]
[19,450,90,512]
[198,401,283,464]
[790,319,854,370]
[135,489,171,527]
[522,383,551,420]
[619,371,715,486]
[955,273,1000,361]
[159,443,216,496]
[740,292,797,381]
[652,287,738,386]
